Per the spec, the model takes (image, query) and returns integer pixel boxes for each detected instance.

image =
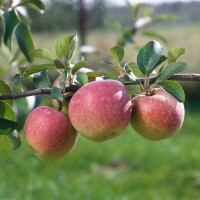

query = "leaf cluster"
[18,34,104,102]
[109,41,189,102]
[0,80,20,151]
[0,0,45,62]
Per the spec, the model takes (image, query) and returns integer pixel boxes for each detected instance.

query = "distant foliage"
[28,0,106,32]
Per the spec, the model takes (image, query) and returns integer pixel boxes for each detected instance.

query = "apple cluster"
[24,73,185,161]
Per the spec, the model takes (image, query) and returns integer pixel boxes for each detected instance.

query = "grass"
[0,107,200,200]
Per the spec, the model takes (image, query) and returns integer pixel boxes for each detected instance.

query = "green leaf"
[86,71,104,79]
[127,88,137,98]
[22,62,56,77]
[33,71,52,88]
[126,62,144,78]
[123,29,135,44]
[12,74,21,86]
[0,101,16,122]
[109,45,124,64]
[120,75,131,83]
[141,30,167,44]
[117,28,135,46]
[168,47,185,64]
[16,0,45,11]
[156,62,189,83]
[137,40,165,76]
[125,1,141,20]
[152,14,177,23]
[3,10,19,49]
[0,101,18,135]
[107,20,122,31]
[155,55,168,67]
[71,61,89,75]
[15,23,35,62]
[55,34,78,62]
[29,48,55,62]
[54,59,64,69]
[159,80,185,103]
[58,70,68,89]
[0,118,18,135]
[0,80,13,106]
[76,72,89,86]
[16,10,31,25]
[0,130,21,151]
[143,8,151,17]
[132,4,142,18]
[51,87,63,102]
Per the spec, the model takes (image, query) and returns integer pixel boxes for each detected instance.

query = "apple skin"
[68,80,132,142]
[52,67,103,112]
[24,106,78,161]
[130,88,185,141]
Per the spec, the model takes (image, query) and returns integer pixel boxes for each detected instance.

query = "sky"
[104,0,200,6]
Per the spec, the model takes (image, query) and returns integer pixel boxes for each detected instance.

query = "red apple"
[24,106,78,161]
[68,80,132,142]
[130,88,185,141]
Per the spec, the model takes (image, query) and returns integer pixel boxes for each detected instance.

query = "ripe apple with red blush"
[24,106,78,161]
[68,80,132,142]
[130,88,185,141]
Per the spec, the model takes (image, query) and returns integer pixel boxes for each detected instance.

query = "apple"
[68,80,132,142]
[24,106,78,161]
[52,67,103,112]
[130,88,185,141]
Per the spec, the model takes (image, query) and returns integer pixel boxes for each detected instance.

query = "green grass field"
[0,107,200,200]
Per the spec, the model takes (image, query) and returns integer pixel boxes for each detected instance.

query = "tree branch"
[0,73,199,100]
[144,73,200,85]
[0,85,81,100]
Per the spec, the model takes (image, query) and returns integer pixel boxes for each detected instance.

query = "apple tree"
[0,0,200,161]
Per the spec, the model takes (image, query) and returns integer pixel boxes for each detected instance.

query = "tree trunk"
[78,0,87,46]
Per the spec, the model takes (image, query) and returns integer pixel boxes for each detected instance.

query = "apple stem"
[145,89,153,96]
[68,72,73,86]
[143,76,151,92]
[58,101,63,111]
